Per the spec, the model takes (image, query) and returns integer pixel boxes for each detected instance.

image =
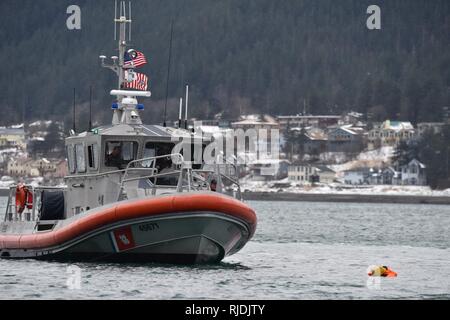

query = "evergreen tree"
[0,0,448,124]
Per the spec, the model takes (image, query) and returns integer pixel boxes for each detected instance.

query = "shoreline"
[242,191,450,205]
[2,188,449,205]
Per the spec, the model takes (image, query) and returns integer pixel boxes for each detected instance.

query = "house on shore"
[0,127,26,150]
[327,127,364,153]
[368,120,415,149]
[401,159,426,186]
[248,159,290,182]
[288,162,335,184]
[343,167,372,185]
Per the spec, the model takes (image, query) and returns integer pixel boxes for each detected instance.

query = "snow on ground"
[330,146,394,174]
[0,180,15,188]
[357,146,394,162]
[240,179,450,197]
[29,120,52,127]
[0,176,45,189]
[0,148,19,154]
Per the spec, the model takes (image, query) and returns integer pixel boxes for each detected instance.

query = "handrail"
[65,168,155,180]
[121,170,181,183]
[124,153,184,169]
[2,152,246,224]
[117,153,185,200]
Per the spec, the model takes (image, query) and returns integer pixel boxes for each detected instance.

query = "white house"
[401,159,426,186]
[288,163,335,184]
[248,159,290,182]
[417,122,445,136]
[381,167,401,185]
[343,168,372,185]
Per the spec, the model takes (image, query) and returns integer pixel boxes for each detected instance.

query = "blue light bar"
[111,103,119,109]
[136,104,144,110]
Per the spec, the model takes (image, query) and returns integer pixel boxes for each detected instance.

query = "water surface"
[1,199,449,299]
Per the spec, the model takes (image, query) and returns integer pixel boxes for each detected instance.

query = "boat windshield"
[105,141,138,169]
[143,142,178,186]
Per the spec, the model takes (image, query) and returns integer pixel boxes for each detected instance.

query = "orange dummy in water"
[368,265,397,277]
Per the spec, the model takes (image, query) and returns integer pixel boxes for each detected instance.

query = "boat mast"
[99,1,150,126]
[100,1,131,94]
[116,0,129,91]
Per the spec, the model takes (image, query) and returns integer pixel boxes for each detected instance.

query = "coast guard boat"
[0,2,256,264]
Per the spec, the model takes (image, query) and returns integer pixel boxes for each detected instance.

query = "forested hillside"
[0,0,449,130]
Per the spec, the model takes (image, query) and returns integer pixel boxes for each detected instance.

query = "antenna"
[114,0,117,40]
[163,20,174,127]
[89,86,93,131]
[184,84,189,129]
[22,95,27,127]
[72,88,76,133]
[129,1,132,42]
[178,97,183,128]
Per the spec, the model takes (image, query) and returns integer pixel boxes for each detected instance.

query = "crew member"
[106,146,124,169]
[210,179,217,192]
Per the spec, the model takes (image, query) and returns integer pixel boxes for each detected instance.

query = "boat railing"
[3,155,244,222]
[3,185,66,222]
[213,155,242,199]
[117,153,185,200]
[117,153,242,200]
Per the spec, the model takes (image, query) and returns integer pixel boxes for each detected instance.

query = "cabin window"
[143,142,178,186]
[105,141,138,169]
[143,142,174,169]
[67,145,76,174]
[75,144,86,173]
[142,145,156,167]
[87,144,99,169]
[176,143,205,170]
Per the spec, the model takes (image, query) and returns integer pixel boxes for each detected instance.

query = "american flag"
[123,49,147,68]
[123,72,148,91]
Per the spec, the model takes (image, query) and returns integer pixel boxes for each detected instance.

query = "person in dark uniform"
[106,146,124,169]
[210,179,217,192]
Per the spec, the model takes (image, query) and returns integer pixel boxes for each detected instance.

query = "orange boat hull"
[0,193,257,264]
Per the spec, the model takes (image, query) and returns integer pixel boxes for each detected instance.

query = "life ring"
[15,184,27,214]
